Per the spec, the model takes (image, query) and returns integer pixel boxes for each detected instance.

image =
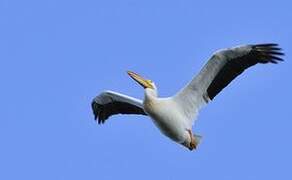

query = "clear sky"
[0,0,291,179]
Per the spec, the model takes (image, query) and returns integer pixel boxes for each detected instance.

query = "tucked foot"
[186,129,202,151]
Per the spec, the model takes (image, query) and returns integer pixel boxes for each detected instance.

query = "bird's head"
[127,71,157,93]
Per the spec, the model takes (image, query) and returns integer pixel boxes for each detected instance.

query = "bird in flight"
[91,43,284,151]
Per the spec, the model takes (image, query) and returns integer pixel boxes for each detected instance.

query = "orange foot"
[186,129,196,150]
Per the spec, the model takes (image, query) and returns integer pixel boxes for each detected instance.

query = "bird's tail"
[194,134,202,147]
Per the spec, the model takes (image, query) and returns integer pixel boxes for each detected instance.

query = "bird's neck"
[143,88,158,112]
[144,88,158,102]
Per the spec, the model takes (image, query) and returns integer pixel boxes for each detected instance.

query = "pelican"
[91,43,284,151]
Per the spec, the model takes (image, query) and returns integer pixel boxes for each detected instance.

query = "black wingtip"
[253,43,284,63]
[91,101,98,121]
[256,43,278,47]
[268,51,285,56]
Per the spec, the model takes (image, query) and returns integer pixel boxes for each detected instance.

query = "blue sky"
[1,0,291,179]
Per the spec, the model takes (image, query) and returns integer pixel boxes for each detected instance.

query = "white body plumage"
[143,88,196,145]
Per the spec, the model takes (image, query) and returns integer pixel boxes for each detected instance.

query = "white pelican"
[91,43,284,151]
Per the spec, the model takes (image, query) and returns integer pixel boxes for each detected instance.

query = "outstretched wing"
[91,90,147,124]
[174,43,284,120]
